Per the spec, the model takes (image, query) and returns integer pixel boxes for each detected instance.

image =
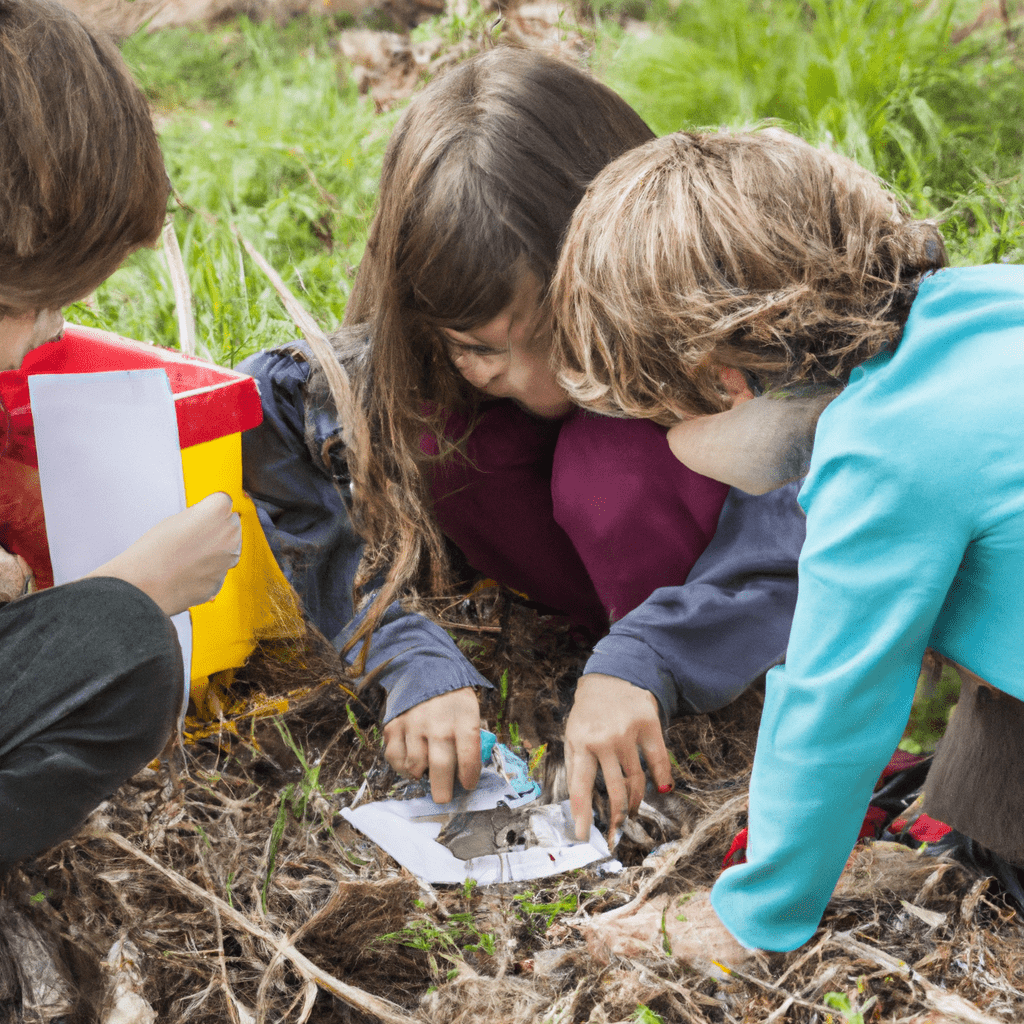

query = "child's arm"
[240,347,489,802]
[565,483,803,839]
[711,425,968,951]
[83,491,241,616]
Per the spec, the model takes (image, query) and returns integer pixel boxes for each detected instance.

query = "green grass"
[73,16,395,364]
[594,0,1024,255]
[73,2,1023,368]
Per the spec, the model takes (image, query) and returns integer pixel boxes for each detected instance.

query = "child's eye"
[453,344,501,358]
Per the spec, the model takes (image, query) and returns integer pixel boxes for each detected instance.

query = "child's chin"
[516,397,573,420]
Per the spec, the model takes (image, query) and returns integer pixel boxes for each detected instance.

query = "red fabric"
[878,749,928,781]
[888,813,952,844]
[859,805,890,840]
[550,412,729,622]
[720,750,953,874]
[425,404,730,633]
[722,828,748,869]
[424,403,606,632]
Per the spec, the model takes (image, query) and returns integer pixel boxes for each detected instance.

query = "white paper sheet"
[29,370,192,686]
[342,770,620,884]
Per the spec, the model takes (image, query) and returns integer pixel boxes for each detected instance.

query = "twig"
[162,220,198,357]
[830,930,1006,1024]
[773,929,831,988]
[231,227,362,451]
[708,960,844,1020]
[232,228,328,350]
[599,792,747,920]
[208,876,244,1023]
[91,827,419,1024]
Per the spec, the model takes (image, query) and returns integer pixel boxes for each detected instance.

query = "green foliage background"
[74,0,1024,367]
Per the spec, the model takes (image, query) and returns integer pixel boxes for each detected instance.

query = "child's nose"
[475,360,508,392]
[504,353,537,395]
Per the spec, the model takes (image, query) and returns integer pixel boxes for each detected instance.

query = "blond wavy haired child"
[552,127,1022,959]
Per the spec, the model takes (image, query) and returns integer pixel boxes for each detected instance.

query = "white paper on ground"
[341,769,620,884]
[29,370,192,687]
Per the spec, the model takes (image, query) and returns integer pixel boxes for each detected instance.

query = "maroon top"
[425,402,730,633]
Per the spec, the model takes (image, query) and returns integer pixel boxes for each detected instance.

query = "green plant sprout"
[376,912,498,980]
[514,890,579,927]
[262,783,293,912]
[659,906,671,955]
[273,718,322,822]
[824,977,878,1024]
[345,702,371,748]
[631,1005,666,1024]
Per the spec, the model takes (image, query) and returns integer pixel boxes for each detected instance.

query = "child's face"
[444,274,574,420]
[0,308,65,372]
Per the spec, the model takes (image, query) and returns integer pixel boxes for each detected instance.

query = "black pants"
[0,577,183,865]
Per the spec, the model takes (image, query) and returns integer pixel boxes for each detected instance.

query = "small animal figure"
[436,801,532,861]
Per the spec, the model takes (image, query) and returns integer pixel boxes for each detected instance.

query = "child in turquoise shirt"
[550,126,1024,959]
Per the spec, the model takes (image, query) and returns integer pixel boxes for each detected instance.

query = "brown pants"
[924,658,1024,866]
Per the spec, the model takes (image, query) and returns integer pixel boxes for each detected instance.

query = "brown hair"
[0,0,169,316]
[309,46,654,663]
[551,127,947,424]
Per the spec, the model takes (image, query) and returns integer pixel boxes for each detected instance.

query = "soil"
[5,585,1024,1022]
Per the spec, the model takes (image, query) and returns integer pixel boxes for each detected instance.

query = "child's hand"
[0,545,34,601]
[584,891,751,969]
[565,673,672,843]
[86,492,241,616]
[383,687,482,804]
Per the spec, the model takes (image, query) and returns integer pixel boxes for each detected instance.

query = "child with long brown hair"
[551,126,1022,959]
[0,0,241,865]
[240,50,805,833]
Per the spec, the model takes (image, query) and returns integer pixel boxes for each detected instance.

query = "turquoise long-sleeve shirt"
[711,264,1024,951]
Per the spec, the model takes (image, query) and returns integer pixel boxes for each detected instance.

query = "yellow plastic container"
[0,324,303,705]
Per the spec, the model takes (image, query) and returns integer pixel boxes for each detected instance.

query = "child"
[550,126,1023,957]
[239,48,805,833]
[0,0,241,865]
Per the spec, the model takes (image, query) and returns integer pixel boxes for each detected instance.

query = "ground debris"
[3,585,1024,1021]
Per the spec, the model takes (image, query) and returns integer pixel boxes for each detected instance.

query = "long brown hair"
[310,46,654,664]
[0,0,169,315]
[552,127,947,424]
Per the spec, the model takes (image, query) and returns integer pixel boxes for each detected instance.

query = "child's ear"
[718,366,755,406]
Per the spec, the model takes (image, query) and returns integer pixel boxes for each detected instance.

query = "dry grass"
[5,584,1024,1023]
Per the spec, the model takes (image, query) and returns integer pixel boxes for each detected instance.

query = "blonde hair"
[552,127,946,424]
[0,0,169,315]
[310,46,654,663]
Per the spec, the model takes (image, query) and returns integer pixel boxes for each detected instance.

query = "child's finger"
[226,512,242,561]
[427,739,456,805]
[568,751,598,841]
[639,726,674,793]
[193,490,233,513]
[456,727,482,793]
[622,753,647,817]
[402,734,428,782]
[601,754,630,842]
[382,727,407,776]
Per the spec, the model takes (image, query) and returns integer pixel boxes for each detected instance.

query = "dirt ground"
[5,583,1024,1023]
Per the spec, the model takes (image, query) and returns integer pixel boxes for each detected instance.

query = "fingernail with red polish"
[658,783,673,794]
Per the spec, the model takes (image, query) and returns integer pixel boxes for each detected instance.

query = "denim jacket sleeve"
[238,346,488,724]
[582,483,804,721]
